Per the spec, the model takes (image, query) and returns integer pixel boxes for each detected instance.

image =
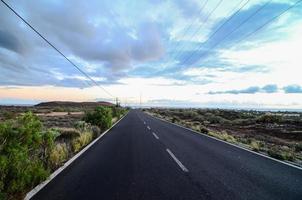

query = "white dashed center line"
[147,126,151,130]
[152,132,159,139]
[166,149,189,173]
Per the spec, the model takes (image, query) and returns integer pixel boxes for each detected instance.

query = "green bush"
[112,107,121,119]
[0,112,54,199]
[83,106,112,131]
[74,121,91,132]
[267,147,295,161]
[257,114,282,124]
[295,143,302,152]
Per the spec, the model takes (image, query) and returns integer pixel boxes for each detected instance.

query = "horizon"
[1,0,302,109]
[1,100,302,113]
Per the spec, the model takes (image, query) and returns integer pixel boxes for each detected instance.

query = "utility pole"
[140,92,142,108]
[115,97,120,107]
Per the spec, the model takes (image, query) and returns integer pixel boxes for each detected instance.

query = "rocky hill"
[35,101,115,107]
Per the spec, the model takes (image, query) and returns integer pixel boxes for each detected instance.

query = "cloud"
[283,84,302,93]
[208,84,302,95]
[176,1,299,66]
[0,30,24,53]
[26,1,165,70]
[262,84,278,93]
[0,0,167,87]
[208,84,280,95]
[172,0,203,18]
[1,0,302,109]
[209,86,260,95]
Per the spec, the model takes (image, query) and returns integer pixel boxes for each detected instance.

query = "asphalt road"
[32,110,302,200]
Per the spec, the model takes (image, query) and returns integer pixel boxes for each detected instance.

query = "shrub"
[71,131,93,153]
[257,114,282,124]
[112,107,122,119]
[268,149,285,160]
[249,140,261,152]
[221,132,237,143]
[267,147,295,161]
[74,121,91,132]
[204,113,225,124]
[0,112,54,199]
[208,131,237,143]
[83,106,112,131]
[49,143,69,169]
[295,143,302,152]
[56,128,81,139]
[172,116,179,123]
[199,126,209,134]
[91,126,101,138]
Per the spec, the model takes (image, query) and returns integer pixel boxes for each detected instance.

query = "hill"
[35,101,115,107]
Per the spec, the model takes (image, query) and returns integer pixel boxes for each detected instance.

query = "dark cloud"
[283,85,302,93]
[0,0,166,87]
[21,1,165,71]
[0,30,24,53]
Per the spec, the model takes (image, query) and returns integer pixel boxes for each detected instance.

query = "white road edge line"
[147,126,151,130]
[152,132,159,139]
[25,112,129,200]
[147,113,302,171]
[166,149,189,173]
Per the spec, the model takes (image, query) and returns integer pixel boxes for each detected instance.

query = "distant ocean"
[132,105,302,113]
[1,104,302,113]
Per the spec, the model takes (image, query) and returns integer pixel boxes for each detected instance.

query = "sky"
[0,0,302,109]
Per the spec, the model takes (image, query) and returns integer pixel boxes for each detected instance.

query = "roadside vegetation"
[144,108,302,166]
[0,105,128,199]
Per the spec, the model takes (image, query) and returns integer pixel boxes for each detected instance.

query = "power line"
[0,0,115,99]
[170,0,209,60]
[174,0,224,63]
[180,0,249,66]
[185,0,302,67]
[236,0,302,44]
[184,0,274,66]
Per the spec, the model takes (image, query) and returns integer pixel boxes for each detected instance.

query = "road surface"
[32,110,302,200]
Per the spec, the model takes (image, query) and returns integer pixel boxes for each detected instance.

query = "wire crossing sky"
[0,0,116,101]
[0,0,302,108]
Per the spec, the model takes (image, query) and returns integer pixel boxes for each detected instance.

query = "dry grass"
[49,143,69,169]
[56,127,81,138]
[71,131,94,153]
[207,131,237,143]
